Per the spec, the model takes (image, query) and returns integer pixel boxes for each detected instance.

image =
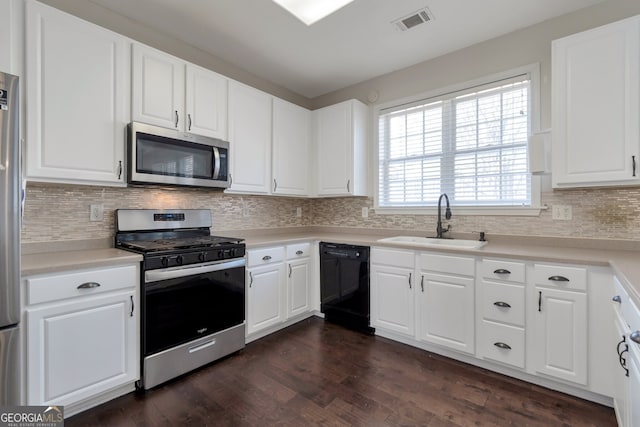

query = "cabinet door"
[26,1,129,185]
[315,101,353,196]
[287,258,310,318]
[272,98,311,196]
[417,272,475,354]
[247,263,285,335]
[532,287,587,384]
[132,43,185,130]
[370,264,414,336]
[26,291,137,406]
[185,64,228,139]
[629,346,640,427]
[227,81,272,194]
[552,17,640,187]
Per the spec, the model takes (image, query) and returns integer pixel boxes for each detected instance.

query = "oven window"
[136,132,213,179]
[143,266,245,356]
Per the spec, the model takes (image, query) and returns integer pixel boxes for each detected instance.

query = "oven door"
[143,258,245,356]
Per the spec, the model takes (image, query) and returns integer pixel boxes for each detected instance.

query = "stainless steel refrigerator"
[0,71,20,405]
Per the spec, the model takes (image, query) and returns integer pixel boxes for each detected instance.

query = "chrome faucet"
[436,193,452,238]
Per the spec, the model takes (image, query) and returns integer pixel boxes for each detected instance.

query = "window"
[377,70,538,212]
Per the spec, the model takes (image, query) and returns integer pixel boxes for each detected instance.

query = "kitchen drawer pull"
[408,273,412,289]
[493,269,511,275]
[631,331,640,345]
[548,275,570,282]
[612,295,622,303]
[77,282,101,289]
[493,301,511,308]
[296,250,304,255]
[262,255,272,261]
[249,272,253,287]
[494,342,511,350]
[288,264,292,278]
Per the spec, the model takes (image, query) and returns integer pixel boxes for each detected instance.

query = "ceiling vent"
[392,7,433,31]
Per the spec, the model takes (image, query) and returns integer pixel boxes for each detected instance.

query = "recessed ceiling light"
[272,0,355,26]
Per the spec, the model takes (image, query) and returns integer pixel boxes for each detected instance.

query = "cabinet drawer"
[418,252,474,276]
[479,281,525,327]
[247,246,285,267]
[478,321,525,369]
[286,242,311,259]
[26,264,138,305]
[479,259,526,283]
[533,264,587,291]
[371,247,414,268]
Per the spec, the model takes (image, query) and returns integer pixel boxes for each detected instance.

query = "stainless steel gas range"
[115,209,245,390]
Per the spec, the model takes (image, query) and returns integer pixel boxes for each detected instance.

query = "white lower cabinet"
[24,264,139,412]
[416,253,475,354]
[246,243,314,338]
[371,248,415,337]
[532,264,588,385]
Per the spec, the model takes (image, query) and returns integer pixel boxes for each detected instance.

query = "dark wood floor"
[68,317,616,426]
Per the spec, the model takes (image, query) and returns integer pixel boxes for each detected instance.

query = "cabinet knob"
[77,282,100,289]
[612,295,622,303]
[631,331,640,345]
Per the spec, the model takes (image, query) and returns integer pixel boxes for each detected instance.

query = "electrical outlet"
[89,204,104,221]
[362,207,368,218]
[552,204,572,220]
[296,207,302,218]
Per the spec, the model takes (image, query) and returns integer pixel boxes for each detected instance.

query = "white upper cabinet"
[314,99,369,196]
[132,43,228,139]
[227,80,272,194]
[272,98,311,196]
[552,16,640,188]
[26,0,129,186]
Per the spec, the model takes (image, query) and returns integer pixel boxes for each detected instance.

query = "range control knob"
[176,255,184,265]
[161,257,169,267]
[229,248,237,258]
[198,252,206,262]
[218,250,225,259]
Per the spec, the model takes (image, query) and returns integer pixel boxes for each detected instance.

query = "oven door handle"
[145,258,246,283]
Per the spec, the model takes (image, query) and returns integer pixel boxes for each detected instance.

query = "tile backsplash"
[21,182,640,243]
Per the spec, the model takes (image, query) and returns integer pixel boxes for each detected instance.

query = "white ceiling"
[89,0,606,98]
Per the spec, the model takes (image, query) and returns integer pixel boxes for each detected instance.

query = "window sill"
[373,205,545,216]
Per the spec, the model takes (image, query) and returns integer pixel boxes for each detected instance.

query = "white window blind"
[378,75,531,208]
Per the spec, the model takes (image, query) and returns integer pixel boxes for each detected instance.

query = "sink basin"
[377,235,487,249]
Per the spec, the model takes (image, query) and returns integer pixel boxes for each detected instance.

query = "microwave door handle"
[212,147,221,179]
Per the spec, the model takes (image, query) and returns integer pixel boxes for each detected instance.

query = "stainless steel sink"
[377,235,487,249]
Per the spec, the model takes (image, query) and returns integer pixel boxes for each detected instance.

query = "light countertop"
[21,227,640,307]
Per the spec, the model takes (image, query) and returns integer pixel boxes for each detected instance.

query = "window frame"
[373,63,542,216]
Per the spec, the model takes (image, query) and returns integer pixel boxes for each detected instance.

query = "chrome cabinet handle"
[77,282,100,289]
[288,264,292,278]
[249,272,253,287]
[631,331,640,345]
[229,174,233,185]
[408,273,412,289]
[494,342,511,350]
[493,269,511,275]
[262,255,272,261]
[493,301,511,308]
[548,275,569,282]
[130,295,134,317]
[273,179,277,192]
[420,275,424,292]
[188,113,192,131]
[296,250,303,255]
[175,110,179,128]
[346,179,350,192]
[117,160,123,180]
[538,291,542,312]
[613,295,622,303]
[633,155,637,177]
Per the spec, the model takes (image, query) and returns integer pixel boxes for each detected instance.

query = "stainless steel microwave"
[127,122,229,189]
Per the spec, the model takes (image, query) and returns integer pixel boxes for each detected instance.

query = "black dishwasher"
[319,242,373,334]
